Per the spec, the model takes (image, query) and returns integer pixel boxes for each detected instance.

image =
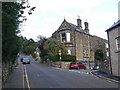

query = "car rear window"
[23,58,29,61]
[77,63,83,65]
[71,62,76,64]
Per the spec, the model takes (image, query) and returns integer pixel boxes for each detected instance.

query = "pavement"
[91,70,120,84]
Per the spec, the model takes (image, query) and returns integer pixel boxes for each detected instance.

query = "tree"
[36,35,47,44]
[20,38,38,56]
[38,37,48,58]
[95,49,104,63]
[43,39,66,58]
[2,1,36,63]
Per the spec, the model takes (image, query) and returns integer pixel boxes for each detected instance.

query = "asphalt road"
[3,55,119,88]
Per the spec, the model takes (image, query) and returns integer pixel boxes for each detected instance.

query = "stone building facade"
[106,20,120,76]
[52,17,107,69]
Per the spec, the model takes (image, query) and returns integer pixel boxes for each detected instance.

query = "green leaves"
[2,1,36,63]
[20,38,38,56]
[95,49,104,61]
[44,39,66,57]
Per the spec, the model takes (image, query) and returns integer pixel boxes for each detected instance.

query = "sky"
[20,0,120,41]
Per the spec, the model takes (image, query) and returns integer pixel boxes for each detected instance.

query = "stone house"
[51,17,107,69]
[106,20,120,76]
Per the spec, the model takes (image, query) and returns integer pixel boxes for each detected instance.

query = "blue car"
[22,58,30,64]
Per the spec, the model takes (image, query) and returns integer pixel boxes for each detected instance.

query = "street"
[3,55,119,88]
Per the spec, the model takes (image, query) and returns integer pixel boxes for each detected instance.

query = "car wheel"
[77,67,80,70]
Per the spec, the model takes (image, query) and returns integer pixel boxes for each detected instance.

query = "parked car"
[22,58,30,64]
[69,62,86,70]
[93,65,99,70]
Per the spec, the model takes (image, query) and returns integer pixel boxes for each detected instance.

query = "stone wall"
[108,27,119,76]
[91,35,107,57]
[99,60,110,74]
[2,58,18,84]
[0,60,2,90]
[45,61,71,69]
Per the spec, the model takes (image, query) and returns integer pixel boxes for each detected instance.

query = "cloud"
[20,0,119,40]
[29,0,100,11]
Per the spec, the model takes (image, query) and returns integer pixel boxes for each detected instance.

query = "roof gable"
[57,19,92,36]
[57,19,77,31]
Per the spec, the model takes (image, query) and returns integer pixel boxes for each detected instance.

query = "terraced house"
[51,16,107,68]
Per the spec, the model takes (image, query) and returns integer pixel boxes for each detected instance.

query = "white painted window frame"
[67,49,71,55]
[66,33,70,42]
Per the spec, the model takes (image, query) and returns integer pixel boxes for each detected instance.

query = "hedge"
[46,54,76,62]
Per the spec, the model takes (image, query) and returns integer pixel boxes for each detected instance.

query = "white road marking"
[54,67,90,75]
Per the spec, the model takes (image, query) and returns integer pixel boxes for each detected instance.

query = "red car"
[69,62,86,70]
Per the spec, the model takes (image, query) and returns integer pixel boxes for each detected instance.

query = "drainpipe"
[74,30,76,57]
[107,31,112,75]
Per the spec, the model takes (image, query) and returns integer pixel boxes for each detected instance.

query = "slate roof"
[69,23,80,31]
[106,20,120,32]
[65,20,93,36]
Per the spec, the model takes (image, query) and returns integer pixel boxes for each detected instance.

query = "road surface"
[3,55,119,89]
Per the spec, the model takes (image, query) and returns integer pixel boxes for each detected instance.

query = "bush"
[32,53,36,58]
[61,55,76,62]
[47,54,76,62]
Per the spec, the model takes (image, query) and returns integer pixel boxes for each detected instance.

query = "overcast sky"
[20,0,119,41]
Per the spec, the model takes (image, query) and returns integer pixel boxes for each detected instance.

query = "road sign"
[59,49,61,53]
[59,53,61,56]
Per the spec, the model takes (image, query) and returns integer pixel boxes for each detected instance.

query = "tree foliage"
[43,39,67,57]
[20,38,38,56]
[95,49,104,61]
[2,1,36,63]
[38,35,48,57]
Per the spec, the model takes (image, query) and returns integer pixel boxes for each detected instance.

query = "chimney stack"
[77,15,82,31]
[84,19,89,34]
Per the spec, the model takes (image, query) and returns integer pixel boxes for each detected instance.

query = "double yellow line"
[24,65,30,90]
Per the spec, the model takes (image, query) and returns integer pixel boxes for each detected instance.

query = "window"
[83,49,86,57]
[61,33,70,42]
[66,33,70,42]
[86,49,89,57]
[83,48,89,57]
[116,37,120,51]
[61,33,66,42]
[67,50,71,55]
